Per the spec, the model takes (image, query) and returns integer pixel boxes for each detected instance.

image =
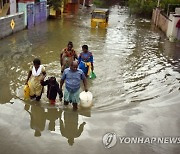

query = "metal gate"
[35,1,47,25]
[27,3,34,29]
[27,1,47,29]
[39,1,46,22]
[34,2,40,24]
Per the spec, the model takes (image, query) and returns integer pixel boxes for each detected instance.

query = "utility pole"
[82,0,85,8]
[157,0,160,7]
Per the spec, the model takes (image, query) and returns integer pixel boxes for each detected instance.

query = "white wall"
[10,0,16,14]
[166,14,180,41]
[167,14,174,39]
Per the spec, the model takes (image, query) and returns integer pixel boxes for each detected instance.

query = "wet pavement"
[0,5,180,154]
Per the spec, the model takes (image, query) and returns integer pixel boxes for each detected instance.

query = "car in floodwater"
[91,8,109,28]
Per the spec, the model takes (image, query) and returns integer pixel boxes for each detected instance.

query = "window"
[92,12,106,19]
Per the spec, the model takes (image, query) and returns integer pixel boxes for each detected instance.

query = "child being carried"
[41,77,63,105]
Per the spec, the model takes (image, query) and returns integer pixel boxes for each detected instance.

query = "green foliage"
[128,0,180,17]
[160,0,180,13]
[128,0,157,17]
[48,0,62,11]
[93,0,104,7]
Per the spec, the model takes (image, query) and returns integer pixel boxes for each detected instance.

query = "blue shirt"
[61,68,86,92]
[78,52,93,63]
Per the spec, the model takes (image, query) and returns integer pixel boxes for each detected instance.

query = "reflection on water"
[47,108,62,131]
[25,104,46,137]
[60,110,86,146]
[23,102,88,144]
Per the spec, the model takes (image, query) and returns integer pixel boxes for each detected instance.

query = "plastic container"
[79,91,93,108]
[24,84,30,99]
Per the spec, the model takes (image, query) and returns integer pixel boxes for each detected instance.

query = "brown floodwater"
[0,5,180,154]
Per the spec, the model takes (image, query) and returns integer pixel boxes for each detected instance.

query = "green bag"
[89,71,96,79]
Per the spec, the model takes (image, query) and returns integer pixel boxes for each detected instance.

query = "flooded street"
[1,5,180,154]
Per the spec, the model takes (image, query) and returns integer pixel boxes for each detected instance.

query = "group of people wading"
[26,41,94,111]
[60,41,94,75]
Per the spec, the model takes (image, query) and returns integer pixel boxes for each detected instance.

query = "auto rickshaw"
[91,8,109,28]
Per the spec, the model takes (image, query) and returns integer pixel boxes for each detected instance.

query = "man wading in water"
[60,61,88,111]
[60,41,78,73]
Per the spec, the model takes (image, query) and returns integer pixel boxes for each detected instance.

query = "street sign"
[10,19,15,30]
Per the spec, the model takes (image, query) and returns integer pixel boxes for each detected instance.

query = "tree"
[48,0,62,11]
[128,0,180,17]
[48,0,63,17]
[128,0,157,17]
[93,0,104,7]
[160,0,180,14]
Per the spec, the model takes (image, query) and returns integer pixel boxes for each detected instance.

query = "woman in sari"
[60,41,78,73]
[26,58,46,101]
[78,45,94,77]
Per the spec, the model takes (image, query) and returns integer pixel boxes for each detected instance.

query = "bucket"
[79,91,93,108]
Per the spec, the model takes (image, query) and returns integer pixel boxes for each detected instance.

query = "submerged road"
[0,5,180,154]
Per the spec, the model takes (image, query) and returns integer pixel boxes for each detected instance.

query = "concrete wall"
[152,9,156,24]
[158,13,168,32]
[10,0,16,14]
[0,12,25,39]
[66,3,79,13]
[166,14,180,41]
[175,8,180,14]
[152,8,168,33]
[152,8,180,41]
[18,2,28,26]
[167,13,174,40]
